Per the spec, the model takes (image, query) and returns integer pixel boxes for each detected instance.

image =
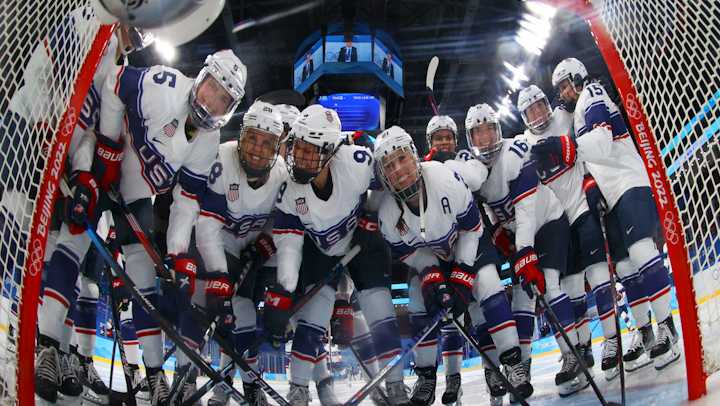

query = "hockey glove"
[263,283,293,348]
[512,246,545,298]
[448,263,476,316]
[204,273,235,327]
[583,174,607,220]
[330,299,354,347]
[419,266,454,316]
[352,130,375,150]
[164,253,197,298]
[232,233,276,285]
[111,277,131,312]
[66,171,99,235]
[352,210,380,251]
[92,132,124,191]
[530,135,577,171]
[490,223,516,259]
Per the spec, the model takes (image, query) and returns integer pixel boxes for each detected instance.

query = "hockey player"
[373,126,530,406]
[539,57,679,370]
[516,84,622,380]
[35,48,247,405]
[193,100,286,406]
[464,103,588,397]
[266,105,410,406]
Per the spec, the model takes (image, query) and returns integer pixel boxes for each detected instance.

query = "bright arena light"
[154,38,177,62]
[525,1,557,19]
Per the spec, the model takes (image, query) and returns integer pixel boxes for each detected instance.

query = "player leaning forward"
[464,103,590,397]
[265,105,411,406]
[536,58,679,370]
[373,126,532,406]
[189,100,286,406]
[516,84,622,380]
[36,48,248,405]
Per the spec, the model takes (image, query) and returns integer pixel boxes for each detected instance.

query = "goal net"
[0,1,112,403]
[565,0,720,400]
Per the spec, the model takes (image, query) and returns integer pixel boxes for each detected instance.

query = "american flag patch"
[295,197,309,215]
[163,119,178,137]
[228,183,239,201]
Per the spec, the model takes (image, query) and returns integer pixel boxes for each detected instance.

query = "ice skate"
[317,377,341,406]
[244,381,269,405]
[441,373,462,405]
[386,380,411,406]
[34,335,61,403]
[76,353,109,405]
[58,351,83,401]
[555,352,589,397]
[623,323,654,372]
[410,366,437,406]
[484,367,506,406]
[650,316,680,370]
[287,382,310,406]
[146,367,170,406]
[601,335,620,381]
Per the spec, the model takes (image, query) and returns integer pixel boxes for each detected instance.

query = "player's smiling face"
[292,139,323,172]
[557,79,580,105]
[430,129,456,152]
[240,128,279,171]
[525,99,551,130]
[469,123,499,150]
[382,149,418,192]
[196,76,234,117]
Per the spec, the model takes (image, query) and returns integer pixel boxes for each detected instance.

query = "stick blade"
[425,56,439,91]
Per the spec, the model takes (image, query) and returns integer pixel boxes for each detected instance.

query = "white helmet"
[425,115,457,149]
[374,126,422,202]
[286,105,343,183]
[238,101,284,178]
[275,104,301,138]
[189,49,247,130]
[517,85,552,134]
[92,0,224,46]
[551,58,588,90]
[465,103,503,165]
[115,24,155,55]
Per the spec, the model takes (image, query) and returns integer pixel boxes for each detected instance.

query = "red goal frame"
[15,24,114,406]
[548,0,706,400]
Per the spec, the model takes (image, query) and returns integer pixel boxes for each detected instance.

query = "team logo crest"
[163,119,178,138]
[228,183,239,201]
[295,197,309,215]
[325,111,334,123]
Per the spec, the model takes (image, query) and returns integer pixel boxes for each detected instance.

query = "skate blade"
[653,346,681,370]
[558,375,590,397]
[603,366,620,381]
[34,394,57,406]
[623,355,652,372]
[57,393,82,406]
[442,389,462,406]
[81,389,109,405]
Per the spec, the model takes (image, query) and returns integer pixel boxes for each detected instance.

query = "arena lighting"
[525,1,557,19]
[154,38,176,62]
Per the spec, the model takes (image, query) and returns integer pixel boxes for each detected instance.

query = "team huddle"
[14,8,681,406]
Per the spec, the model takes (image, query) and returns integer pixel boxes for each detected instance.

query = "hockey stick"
[108,187,291,406]
[348,343,391,405]
[85,225,251,406]
[167,317,219,405]
[425,56,440,115]
[343,309,449,406]
[183,361,236,405]
[450,318,531,406]
[597,209,626,406]
[106,267,138,406]
[532,286,621,406]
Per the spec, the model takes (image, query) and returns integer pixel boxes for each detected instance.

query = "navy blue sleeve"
[509,162,539,205]
[199,187,227,223]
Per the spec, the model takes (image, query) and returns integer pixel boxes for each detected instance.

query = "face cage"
[286,136,335,184]
[555,76,580,112]
[237,127,281,179]
[466,124,503,165]
[189,71,241,130]
[378,147,423,202]
[521,98,552,134]
[426,128,457,151]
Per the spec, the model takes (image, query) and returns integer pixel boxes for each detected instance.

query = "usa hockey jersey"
[378,161,482,271]
[573,82,649,210]
[273,144,376,292]
[517,107,589,224]
[472,139,564,250]
[195,140,288,274]
[100,65,221,255]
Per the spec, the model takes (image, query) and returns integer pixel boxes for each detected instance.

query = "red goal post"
[0,2,114,404]
[548,0,719,400]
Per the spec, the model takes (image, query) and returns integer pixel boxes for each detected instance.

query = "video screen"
[317,93,380,131]
[293,39,323,88]
[374,39,402,86]
[325,34,372,63]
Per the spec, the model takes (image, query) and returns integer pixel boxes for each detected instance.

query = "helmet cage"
[286,136,337,184]
[466,122,503,165]
[377,144,423,202]
[237,127,281,179]
[521,97,552,134]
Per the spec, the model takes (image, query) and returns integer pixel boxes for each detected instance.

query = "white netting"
[0,0,105,401]
[593,0,720,375]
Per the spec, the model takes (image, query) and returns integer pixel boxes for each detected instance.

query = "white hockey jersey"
[517,107,589,224]
[573,82,649,210]
[195,141,288,274]
[444,149,488,192]
[471,139,564,250]
[100,65,221,255]
[378,161,482,271]
[272,144,376,292]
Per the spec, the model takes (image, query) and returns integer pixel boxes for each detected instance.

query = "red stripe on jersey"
[272,229,304,236]
[512,186,537,205]
[114,66,126,96]
[200,210,225,223]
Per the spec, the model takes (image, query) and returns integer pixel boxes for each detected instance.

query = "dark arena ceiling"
[129,0,618,152]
